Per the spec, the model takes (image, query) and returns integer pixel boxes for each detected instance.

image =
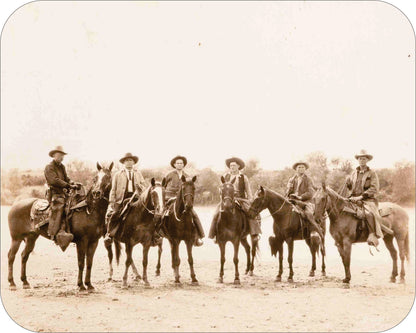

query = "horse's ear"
[220,176,225,184]
[181,175,187,182]
[192,175,197,183]
[259,185,265,195]
[96,162,102,171]
[151,178,156,187]
[161,177,167,187]
[322,181,326,191]
[109,162,114,171]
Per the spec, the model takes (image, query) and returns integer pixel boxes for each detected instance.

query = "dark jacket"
[346,166,379,201]
[286,173,314,201]
[165,170,189,198]
[44,160,71,194]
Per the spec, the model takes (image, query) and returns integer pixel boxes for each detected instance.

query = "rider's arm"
[109,173,118,203]
[285,176,294,197]
[244,175,253,201]
[299,177,314,201]
[362,171,379,199]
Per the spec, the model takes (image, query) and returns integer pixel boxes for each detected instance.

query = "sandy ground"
[1,205,415,332]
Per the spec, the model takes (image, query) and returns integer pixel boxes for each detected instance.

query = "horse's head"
[91,162,114,200]
[313,182,329,222]
[248,185,267,218]
[149,177,167,219]
[179,175,196,212]
[219,175,235,212]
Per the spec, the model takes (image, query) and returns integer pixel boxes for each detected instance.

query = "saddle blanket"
[30,199,50,228]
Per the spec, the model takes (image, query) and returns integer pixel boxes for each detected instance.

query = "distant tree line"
[1,152,414,206]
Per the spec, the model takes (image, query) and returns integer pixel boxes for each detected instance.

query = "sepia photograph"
[1,1,415,332]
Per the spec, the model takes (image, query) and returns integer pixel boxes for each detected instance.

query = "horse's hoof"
[107,278,113,282]
[87,285,95,291]
[191,281,199,286]
[134,276,141,282]
[342,278,350,284]
[309,271,315,277]
[9,285,17,291]
[155,271,160,277]
[287,278,294,283]
[121,284,128,290]
[275,277,282,283]
[321,271,326,277]
[22,283,31,289]
[399,278,405,284]
[144,281,151,288]
[390,277,396,283]
[234,279,241,285]
[217,278,223,284]
[245,270,249,275]
[249,271,254,277]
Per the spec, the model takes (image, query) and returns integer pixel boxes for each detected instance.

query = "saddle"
[342,202,393,235]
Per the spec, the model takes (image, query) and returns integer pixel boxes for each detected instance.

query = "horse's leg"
[85,240,99,291]
[122,243,133,288]
[396,236,407,282]
[287,238,294,282]
[170,240,181,284]
[104,239,114,281]
[218,242,226,283]
[240,237,251,275]
[321,238,326,276]
[142,244,151,286]
[307,239,317,277]
[8,239,22,290]
[76,239,88,291]
[21,235,38,289]
[383,235,398,283]
[341,239,352,284]
[155,242,162,276]
[275,240,284,282]
[186,241,198,285]
[233,240,240,285]
[249,235,258,276]
[130,257,142,281]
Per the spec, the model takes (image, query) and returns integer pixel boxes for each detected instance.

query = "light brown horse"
[313,184,410,284]
[7,162,113,291]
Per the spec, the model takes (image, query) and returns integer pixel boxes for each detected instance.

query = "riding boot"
[366,213,379,247]
[55,221,74,252]
[191,209,204,246]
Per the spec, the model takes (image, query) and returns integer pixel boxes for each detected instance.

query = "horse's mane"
[263,187,286,201]
[131,186,151,208]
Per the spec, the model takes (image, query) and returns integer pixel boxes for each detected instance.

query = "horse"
[248,186,326,282]
[162,175,200,285]
[7,162,113,291]
[215,176,259,284]
[313,184,410,284]
[105,178,166,288]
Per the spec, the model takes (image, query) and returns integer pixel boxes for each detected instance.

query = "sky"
[1,1,415,172]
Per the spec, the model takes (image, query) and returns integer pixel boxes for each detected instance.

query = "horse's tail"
[114,240,121,266]
[269,236,278,257]
[253,236,261,261]
[404,232,410,262]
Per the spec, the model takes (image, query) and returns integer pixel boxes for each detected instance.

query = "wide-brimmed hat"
[292,161,309,170]
[49,146,67,158]
[355,149,373,161]
[119,152,139,164]
[225,157,245,170]
[170,155,188,168]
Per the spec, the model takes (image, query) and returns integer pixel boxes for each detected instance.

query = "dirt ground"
[1,205,415,332]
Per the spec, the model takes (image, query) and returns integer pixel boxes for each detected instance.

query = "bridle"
[250,189,289,219]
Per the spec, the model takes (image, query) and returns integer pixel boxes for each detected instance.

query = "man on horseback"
[209,157,261,243]
[44,146,80,248]
[285,161,323,239]
[346,149,383,247]
[104,153,147,246]
[158,155,204,246]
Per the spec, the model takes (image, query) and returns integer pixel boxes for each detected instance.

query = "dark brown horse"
[7,162,113,291]
[248,186,326,282]
[106,178,166,288]
[215,176,259,284]
[313,184,409,284]
[162,175,199,285]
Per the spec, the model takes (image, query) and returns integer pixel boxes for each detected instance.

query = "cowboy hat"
[49,146,67,158]
[354,149,373,161]
[119,152,139,164]
[170,155,188,168]
[292,161,309,170]
[225,157,245,170]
